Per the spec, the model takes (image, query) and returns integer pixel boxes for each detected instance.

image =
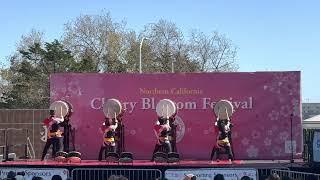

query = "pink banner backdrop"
[50,72,302,160]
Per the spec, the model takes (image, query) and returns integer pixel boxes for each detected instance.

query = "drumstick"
[162,105,165,117]
[225,107,229,120]
[60,106,63,118]
[166,105,170,127]
[166,104,169,119]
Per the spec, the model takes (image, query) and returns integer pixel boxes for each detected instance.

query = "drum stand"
[282,114,304,168]
[116,121,125,154]
[61,116,75,152]
[171,123,178,153]
[55,116,81,163]
[117,121,134,163]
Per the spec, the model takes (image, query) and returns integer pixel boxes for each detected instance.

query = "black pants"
[210,145,234,161]
[151,141,172,161]
[41,137,63,160]
[98,144,117,161]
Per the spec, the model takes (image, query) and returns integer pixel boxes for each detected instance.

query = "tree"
[1,40,76,108]
[141,19,198,73]
[69,50,97,72]
[0,68,10,108]
[1,12,240,108]
[62,12,238,73]
[139,20,238,73]
[190,30,238,72]
[63,11,131,72]
[17,29,44,53]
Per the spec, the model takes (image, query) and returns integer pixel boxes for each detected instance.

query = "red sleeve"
[154,124,162,134]
[214,123,220,132]
[43,117,52,127]
[100,124,107,132]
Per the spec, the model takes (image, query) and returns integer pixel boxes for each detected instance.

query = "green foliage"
[1,40,78,108]
[0,12,239,109]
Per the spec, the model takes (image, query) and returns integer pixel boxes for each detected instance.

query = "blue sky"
[0,0,319,102]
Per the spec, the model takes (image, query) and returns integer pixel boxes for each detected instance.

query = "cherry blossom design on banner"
[174,116,186,143]
[50,72,302,160]
[260,72,302,158]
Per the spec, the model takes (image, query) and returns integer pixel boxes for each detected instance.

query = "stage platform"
[0,159,306,169]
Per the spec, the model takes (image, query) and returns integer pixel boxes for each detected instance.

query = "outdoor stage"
[0,72,309,179]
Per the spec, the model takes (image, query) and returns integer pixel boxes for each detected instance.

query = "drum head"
[103,99,122,118]
[56,151,68,157]
[55,156,66,162]
[68,151,81,158]
[50,101,69,118]
[65,101,73,116]
[214,100,234,119]
[156,99,176,118]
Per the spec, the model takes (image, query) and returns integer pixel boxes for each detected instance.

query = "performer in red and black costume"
[98,117,118,161]
[41,110,64,161]
[210,118,234,161]
[151,116,172,161]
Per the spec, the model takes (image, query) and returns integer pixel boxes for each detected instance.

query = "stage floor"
[0,159,306,168]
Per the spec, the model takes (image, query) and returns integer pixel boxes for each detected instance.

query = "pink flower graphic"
[280,105,291,117]
[264,138,272,146]
[283,82,299,96]
[272,147,282,157]
[67,81,82,96]
[251,130,261,139]
[247,145,259,158]
[130,130,136,135]
[279,132,289,141]
[241,138,250,146]
[265,73,299,96]
[268,110,279,121]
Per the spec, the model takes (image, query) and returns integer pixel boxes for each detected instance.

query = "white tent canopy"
[303,114,320,129]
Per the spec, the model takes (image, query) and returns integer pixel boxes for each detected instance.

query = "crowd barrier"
[165,168,257,180]
[1,166,319,179]
[271,169,320,180]
[257,167,289,180]
[70,168,162,180]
